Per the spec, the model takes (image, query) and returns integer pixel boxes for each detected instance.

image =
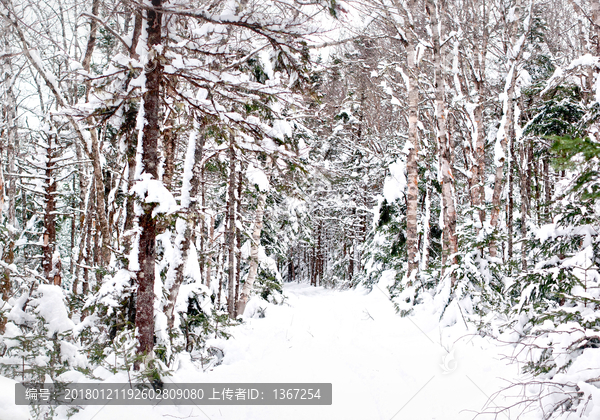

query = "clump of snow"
[271,119,292,140]
[7,294,35,326]
[30,284,75,336]
[184,243,202,282]
[382,158,406,202]
[95,269,135,313]
[567,53,599,70]
[131,173,179,216]
[246,163,270,192]
[175,282,211,318]
[180,132,196,209]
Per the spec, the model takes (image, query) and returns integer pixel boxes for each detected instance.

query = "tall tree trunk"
[226,137,236,316]
[6,80,16,232]
[70,175,76,275]
[81,0,111,267]
[121,10,142,262]
[122,109,138,261]
[490,76,515,258]
[1,76,17,332]
[216,243,225,309]
[311,240,316,286]
[489,0,526,257]
[165,131,204,331]
[234,169,243,316]
[592,0,600,55]
[162,118,176,191]
[89,131,111,266]
[75,139,87,265]
[520,138,531,270]
[206,214,214,288]
[507,133,514,261]
[135,0,163,366]
[42,133,57,284]
[83,200,92,297]
[544,156,551,223]
[74,175,93,294]
[0,152,6,333]
[428,0,458,284]
[199,166,206,281]
[470,3,489,230]
[405,0,420,282]
[237,188,267,316]
[129,12,143,59]
[420,182,431,271]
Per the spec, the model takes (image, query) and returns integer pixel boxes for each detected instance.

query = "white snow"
[382,158,406,203]
[61,283,521,420]
[181,132,197,209]
[567,53,599,70]
[31,285,75,335]
[0,376,29,420]
[131,173,179,216]
[246,163,270,192]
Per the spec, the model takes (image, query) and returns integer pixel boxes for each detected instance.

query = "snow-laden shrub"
[79,267,229,374]
[494,59,600,418]
[498,210,600,419]
[0,284,84,382]
[361,192,505,322]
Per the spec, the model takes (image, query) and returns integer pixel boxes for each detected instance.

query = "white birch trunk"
[236,189,267,316]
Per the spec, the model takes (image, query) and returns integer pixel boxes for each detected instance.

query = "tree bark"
[122,106,138,261]
[81,0,111,267]
[162,119,176,191]
[428,0,458,283]
[206,214,214,288]
[234,169,243,316]
[405,0,420,282]
[489,0,525,257]
[592,0,600,55]
[520,138,531,270]
[544,156,551,223]
[42,133,57,284]
[470,1,489,230]
[226,136,236,316]
[507,134,514,260]
[6,79,16,232]
[135,0,163,366]
[165,131,204,331]
[237,188,267,316]
[1,75,17,332]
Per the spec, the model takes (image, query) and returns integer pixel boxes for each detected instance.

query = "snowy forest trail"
[72,283,521,420]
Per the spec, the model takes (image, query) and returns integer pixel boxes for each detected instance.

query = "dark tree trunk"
[226,137,236,316]
[544,156,551,222]
[507,136,514,261]
[42,134,57,284]
[122,107,138,260]
[82,0,111,267]
[199,166,206,281]
[162,122,176,191]
[135,0,163,366]
[234,169,243,316]
[1,77,17,332]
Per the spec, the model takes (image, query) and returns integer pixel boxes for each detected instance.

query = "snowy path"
[72,283,520,420]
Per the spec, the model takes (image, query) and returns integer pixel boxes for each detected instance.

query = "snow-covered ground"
[2,283,524,420]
